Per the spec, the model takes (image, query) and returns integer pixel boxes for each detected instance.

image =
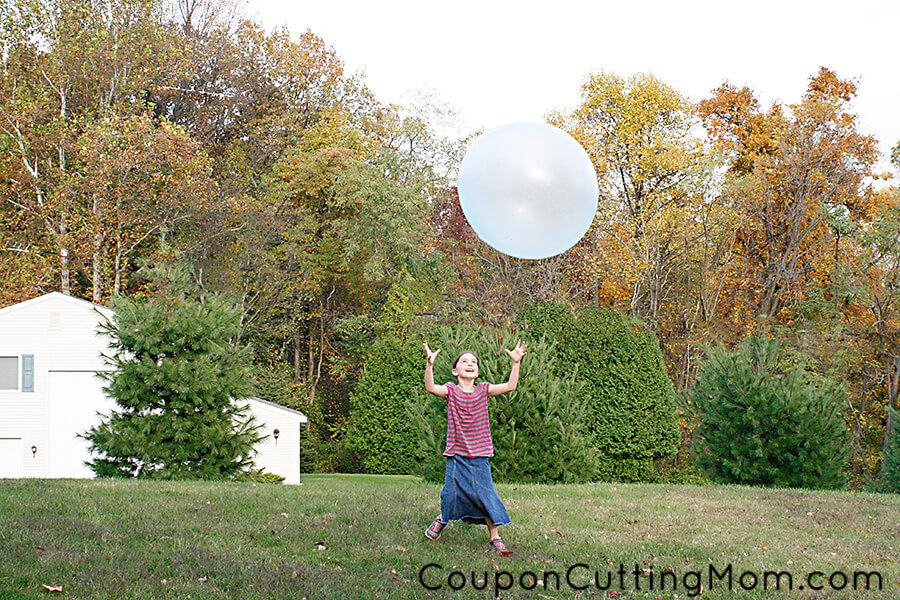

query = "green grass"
[1,475,898,599]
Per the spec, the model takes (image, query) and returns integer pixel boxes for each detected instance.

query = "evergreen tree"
[83,265,262,479]
[687,337,851,489]
[519,302,679,481]
[875,406,900,493]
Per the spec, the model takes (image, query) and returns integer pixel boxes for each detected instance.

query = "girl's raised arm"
[424,342,449,397]
[488,340,527,396]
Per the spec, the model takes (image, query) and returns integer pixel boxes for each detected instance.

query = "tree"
[83,264,261,479]
[841,188,900,483]
[74,114,216,302]
[699,68,879,321]
[687,337,851,489]
[253,145,427,409]
[0,0,190,299]
[549,72,708,326]
[345,338,421,474]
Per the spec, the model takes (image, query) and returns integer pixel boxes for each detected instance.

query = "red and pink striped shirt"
[443,381,493,457]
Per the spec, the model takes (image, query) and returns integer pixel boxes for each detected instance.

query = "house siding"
[0,294,113,477]
[242,398,304,485]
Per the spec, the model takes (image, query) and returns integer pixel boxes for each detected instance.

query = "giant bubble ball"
[457,122,598,260]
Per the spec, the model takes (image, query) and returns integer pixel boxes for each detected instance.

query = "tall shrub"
[346,338,421,474]
[83,265,261,479]
[407,324,598,484]
[687,337,851,489]
[520,303,679,481]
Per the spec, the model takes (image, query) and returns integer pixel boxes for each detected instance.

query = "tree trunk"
[114,249,123,295]
[884,355,900,459]
[60,246,70,295]
[307,321,317,406]
[293,327,302,382]
[92,247,102,302]
[92,231,104,302]
[884,409,894,466]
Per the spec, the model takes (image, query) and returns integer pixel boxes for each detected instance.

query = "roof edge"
[239,396,309,422]
[0,291,115,320]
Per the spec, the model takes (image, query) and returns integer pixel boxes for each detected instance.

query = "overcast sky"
[250,0,898,174]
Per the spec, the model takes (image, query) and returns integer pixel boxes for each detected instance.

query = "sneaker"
[425,515,447,540]
[489,537,513,556]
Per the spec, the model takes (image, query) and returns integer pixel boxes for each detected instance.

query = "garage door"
[47,371,116,478]
[0,438,24,478]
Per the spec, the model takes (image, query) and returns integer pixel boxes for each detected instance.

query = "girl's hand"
[424,342,441,365]
[504,340,528,363]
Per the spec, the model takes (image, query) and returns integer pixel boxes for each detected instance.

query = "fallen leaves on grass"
[41,584,62,592]
[389,568,411,583]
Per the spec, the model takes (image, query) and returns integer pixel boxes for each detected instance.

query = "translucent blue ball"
[457,122,598,260]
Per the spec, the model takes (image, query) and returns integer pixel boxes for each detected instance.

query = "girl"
[422,340,527,556]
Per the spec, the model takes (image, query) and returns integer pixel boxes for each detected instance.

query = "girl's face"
[452,352,479,380]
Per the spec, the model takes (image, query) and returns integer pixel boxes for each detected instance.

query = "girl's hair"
[452,350,479,369]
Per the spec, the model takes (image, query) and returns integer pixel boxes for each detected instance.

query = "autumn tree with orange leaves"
[699,68,879,322]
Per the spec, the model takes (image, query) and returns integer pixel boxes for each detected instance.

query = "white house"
[0,292,307,484]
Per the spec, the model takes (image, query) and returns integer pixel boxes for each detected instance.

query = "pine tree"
[83,264,262,479]
[875,406,900,493]
[687,338,851,489]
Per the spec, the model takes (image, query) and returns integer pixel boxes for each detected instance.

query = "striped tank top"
[443,381,493,457]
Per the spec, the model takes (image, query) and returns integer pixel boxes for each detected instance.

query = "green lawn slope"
[1,475,897,599]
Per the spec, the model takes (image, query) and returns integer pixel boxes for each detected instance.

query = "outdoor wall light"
[273,428,280,445]
[31,445,37,458]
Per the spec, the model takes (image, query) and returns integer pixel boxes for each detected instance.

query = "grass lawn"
[0,475,898,599]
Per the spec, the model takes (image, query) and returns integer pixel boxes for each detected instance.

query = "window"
[0,357,17,390]
[22,355,33,392]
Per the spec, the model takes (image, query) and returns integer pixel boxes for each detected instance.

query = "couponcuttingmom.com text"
[418,562,884,597]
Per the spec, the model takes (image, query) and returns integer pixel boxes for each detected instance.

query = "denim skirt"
[440,455,511,526]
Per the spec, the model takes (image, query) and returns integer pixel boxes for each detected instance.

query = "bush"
[314,439,359,473]
[687,337,852,489]
[345,337,421,474]
[519,303,679,482]
[235,469,285,484]
[407,324,598,484]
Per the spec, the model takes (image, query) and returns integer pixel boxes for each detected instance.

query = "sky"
[249,0,899,173]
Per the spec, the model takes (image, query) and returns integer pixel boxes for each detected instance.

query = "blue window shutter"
[22,354,34,392]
